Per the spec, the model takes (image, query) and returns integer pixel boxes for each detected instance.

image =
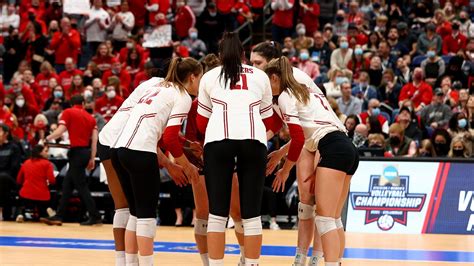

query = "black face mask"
[336,16,344,22]
[460,18,467,23]
[369,144,383,149]
[453,149,464,157]
[85,108,94,114]
[420,152,431,157]
[28,15,35,21]
[50,29,58,33]
[434,142,449,156]
[390,136,401,146]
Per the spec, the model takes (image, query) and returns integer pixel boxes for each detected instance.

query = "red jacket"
[92,56,116,72]
[95,95,125,122]
[49,30,81,64]
[59,69,83,95]
[14,104,39,132]
[175,5,196,38]
[185,99,204,144]
[7,85,39,110]
[399,81,433,108]
[272,0,294,28]
[148,0,170,26]
[217,0,236,13]
[442,33,468,55]
[129,0,147,27]
[102,70,132,97]
[17,158,55,201]
[300,3,320,36]
[0,108,14,128]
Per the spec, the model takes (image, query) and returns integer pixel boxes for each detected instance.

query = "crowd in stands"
[0,0,473,221]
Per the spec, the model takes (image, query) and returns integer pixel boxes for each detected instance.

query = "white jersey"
[293,67,320,93]
[114,83,192,153]
[275,90,346,152]
[99,77,163,147]
[197,65,273,146]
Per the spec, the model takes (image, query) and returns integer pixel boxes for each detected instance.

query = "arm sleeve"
[197,76,213,118]
[286,124,305,162]
[196,113,209,135]
[162,125,184,157]
[58,110,70,127]
[421,85,433,105]
[278,92,304,161]
[281,0,294,9]
[271,0,280,10]
[166,94,192,128]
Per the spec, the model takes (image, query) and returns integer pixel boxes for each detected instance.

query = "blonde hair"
[448,135,471,158]
[389,123,405,135]
[265,56,309,104]
[165,57,202,92]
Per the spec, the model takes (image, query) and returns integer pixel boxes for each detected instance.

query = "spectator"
[459,10,474,39]
[338,81,362,116]
[282,37,297,58]
[197,2,224,54]
[102,60,131,97]
[43,0,63,25]
[352,71,378,105]
[49,17,81,73]
[83,62,103,86]
[347,45,369,81]
[439,76,459,108]
[146,0,170,27]
[25,23,49,75]
[322,23,338,50]
[118,37,146,65]
[124,48,144,77]
[299,0,320,37]
[344,114,360,139]
[15,144,55,222]
[333,9,348,37]
[363,31,381,54]
[385,123,417,157]
[324,68,350,98]
[175,0,197,39]
[330,36,352,70]
[379,68,402,109]
[358,98,389,134]
[394,57,411,86]
[3,28,22,83]
[367,133,385,149]
[419,139,436,157]
[432,129,452,157]
[297,48,319,80]
[1,4,20,37]
[456,88,469,114]
[12,94,39,133]
[133,61,155,88]
[445,56,468,88]
[347,23,367,49]
[0,97,14,128]
[68,75,85,100]
[271,0,295,44]
[84,99,106,132]
[421,47,446,86]
[293,23,313,51]
[85,0,110,63]
[308,31,332,71]
[22,70,41,109]
[43,95,101,226]
[374,15,388,36]
[318,0,337,27]
[378,41,396,70]
[0,124,21,221]
[417,23,442,55]
[442,22,467,56]
[353,123,369,148]
[367,56,383,87]
[420,88,453,131]
[43,85,70,112]
[181,27,207,59]
[399,68,433,111]
[8,76,38,110]
[109,1,135,53]
[92,43,115,72]
[447,112,472,141]
[448,135,471,158]
[231,0,252,26]
[58,58,83,96]
[434,9,452,41]
[396,107,423,143]
[387,27,409,58]
[94,80,125,122]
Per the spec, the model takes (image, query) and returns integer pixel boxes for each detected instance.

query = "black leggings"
[111,148,160,218]
[204,139,267,219]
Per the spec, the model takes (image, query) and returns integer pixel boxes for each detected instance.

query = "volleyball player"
[97,76,188,266]
[265,57,359,266]
[196,32,274,266]
[250,41,324,266]
[112,57,202,266]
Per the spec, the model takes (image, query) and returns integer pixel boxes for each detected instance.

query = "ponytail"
[218,32,243,87]
[165,57,202,92]
[265,57,310,104]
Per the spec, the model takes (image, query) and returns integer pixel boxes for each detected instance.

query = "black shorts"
[318,131,359,175]
[97,140,111,162]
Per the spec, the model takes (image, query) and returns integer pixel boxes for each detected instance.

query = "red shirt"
[59,69,83,95]
[102,70,132,97]
[185,99,204,144]
[442,33,468,55]
[129,0,147,27]
[148,0,170,26]
[17,158,55,201]
[59,105,97,147]
[436,21,452,40]
[119,45,146,64]
[300,3,320,36]
[14,104,39,132]
[399,81,433,108]
[348,33,368,48]
[233,2,251,25]
[94,95,125,122]
[249,0,265,8]
[358,112,388,129]
[49,30,81,64]
[0,108,14,128]
[92,56,116,72]
[175,5,196,38]
[217,0,236,13]
[272,0,294,29]
[7,85,39,110]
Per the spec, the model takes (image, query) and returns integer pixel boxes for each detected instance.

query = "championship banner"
[63,0,90,15]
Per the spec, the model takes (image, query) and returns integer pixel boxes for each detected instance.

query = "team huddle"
[97,32,359,266]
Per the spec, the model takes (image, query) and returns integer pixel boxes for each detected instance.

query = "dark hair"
[431,128,452,144]
[368,116,383,134]
[0,124,11,141]
[164,57,202,92]
[126,48,142,68]
[345,114,360,138]
[252,41,283,62]
[201,53,220,73]
[448,112,467,132]
[218,32,243,87]
[32,144,45,159]
[70,94,84,105]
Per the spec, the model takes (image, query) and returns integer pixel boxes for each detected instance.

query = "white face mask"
[16,99,25,108]
[84,90,93,99]
[106,90,116,99]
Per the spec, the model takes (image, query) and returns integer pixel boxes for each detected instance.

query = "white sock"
[308,250,324,266]
[240,246,246,264]
[325,262,339,266]
[138,254,153,266]
[115,251,125,266]
[125,253,138,266]
[209,258,224,265]
[245,257,259,265]
[200,253,209,266]
[294,247,308,265]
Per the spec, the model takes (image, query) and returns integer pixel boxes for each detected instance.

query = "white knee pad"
[298,202,315,220]
[335,217,343,229]
[234,221,244,234]
[315,216,337,236]
[136,218,157,239]
[207,214,227,233]
[194,219,208,236]
[126,215,137,232]
[113,208,130,229]
[242,216,262,236]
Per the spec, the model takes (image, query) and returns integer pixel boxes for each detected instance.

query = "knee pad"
[315,216,337,236]
[207,214,227,233]
[234,220,244,234]
[242,216,262,236]
[194,219,208,236]
[298,202,315,220]
[126,215,137,232]
[136,218,156,239]
[335,217,343,229]
[113,208,130,229]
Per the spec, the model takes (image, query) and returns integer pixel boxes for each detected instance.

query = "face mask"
[340,42,349,49]
[372,107,381,116]
[209,12,217,17]
[335,77,346,85]
[353,133,367,147]
[106,90,116,99]
[434,142,449,155]
[190,32,198,39]
[84,90,93,99]
[390,136,401,146]
[359,81,368,87]
[50,29,58,33]
[297,28,306,36]
[16,99,25,108]
[460,18,467,23]
[458,118,467,128]
[413,73,423,81]
[54,91,63,98]
[300,52,309,61]
[453,149,464,157]
[28,15,35,21]
[427,51,436,58]
[126,42,134,49]
[355,48,363,55]
[85,108,94,114]
[369,144,383,149]
[14,87,22,93]
[336,16,344,22]
[420,151,431,157]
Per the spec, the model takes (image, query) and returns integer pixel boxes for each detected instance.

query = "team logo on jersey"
[349,166,427,231]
